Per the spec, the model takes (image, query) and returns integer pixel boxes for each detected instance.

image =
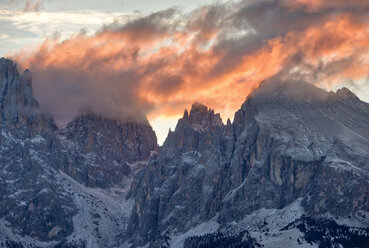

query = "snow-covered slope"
[0,130,134,247]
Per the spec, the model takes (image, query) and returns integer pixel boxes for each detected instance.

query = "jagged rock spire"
[335,87,359,100]
[180,102,223,131]
[0,58,56,137]
[226,118,231,126]
[183,108,189,119]
[190,102,208,114]
[0,57,19,83]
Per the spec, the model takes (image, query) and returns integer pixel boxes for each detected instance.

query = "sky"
[1,0,369,145]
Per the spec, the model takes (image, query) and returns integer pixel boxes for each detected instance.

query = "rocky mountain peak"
[181,102,223,131]
[190,101,208,114]
[0,59,161,245]
[335,87,359,100]
[0,58,56,137]
[226,118,231,126]
[0,57,19,83]
[65,112,158,151]
[56,112,158,187]
[251,79,329,103]
[329,86,369,116]
[127,80,369,247]
[183,108,189,118]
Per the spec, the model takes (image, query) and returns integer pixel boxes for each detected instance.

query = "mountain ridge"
[126,78,369,247]
[0,58,368,247]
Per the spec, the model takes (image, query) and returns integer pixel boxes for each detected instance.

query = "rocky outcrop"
[0,58,56,138]
[183,102,223,131]
[127,79,369,247]
[220,80,369,219]
[56,114,158,187]
[0,124,77,242]
[63,114,157,163]
[127,103,225,244]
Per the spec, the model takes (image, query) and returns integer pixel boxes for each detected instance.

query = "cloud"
[0,8,141,58]
[282,0,369,12]
[24,0,44,11]
[9,0,45,12]
[10,0,369,125]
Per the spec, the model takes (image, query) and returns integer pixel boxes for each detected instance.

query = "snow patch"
[169,220,220,248]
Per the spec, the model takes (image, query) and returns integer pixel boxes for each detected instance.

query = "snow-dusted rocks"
[57,114,158,187]
[126,79,369,247]
[0,58,158,246]
[1,57,368,247]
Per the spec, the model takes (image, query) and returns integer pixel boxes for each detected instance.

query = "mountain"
[0,58,368,248]
[0,58,158,247]
[126,79,369,247]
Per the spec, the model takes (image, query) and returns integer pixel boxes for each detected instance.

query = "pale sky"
[0,0,220,55]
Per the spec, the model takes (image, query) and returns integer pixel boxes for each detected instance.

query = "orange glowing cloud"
[11,1,369,125]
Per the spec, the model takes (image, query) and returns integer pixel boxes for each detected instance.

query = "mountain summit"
[0,58,56,137]
[182,102,223,131]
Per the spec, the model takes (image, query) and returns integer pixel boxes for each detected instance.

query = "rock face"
[0,58,158,246]
[183,102,223,131]
[56,114,158,187]
[63,114,157,163]
[0,59,76,243]
[0,58,56,137]
[127,79,369,247]
[127,103,226,244]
